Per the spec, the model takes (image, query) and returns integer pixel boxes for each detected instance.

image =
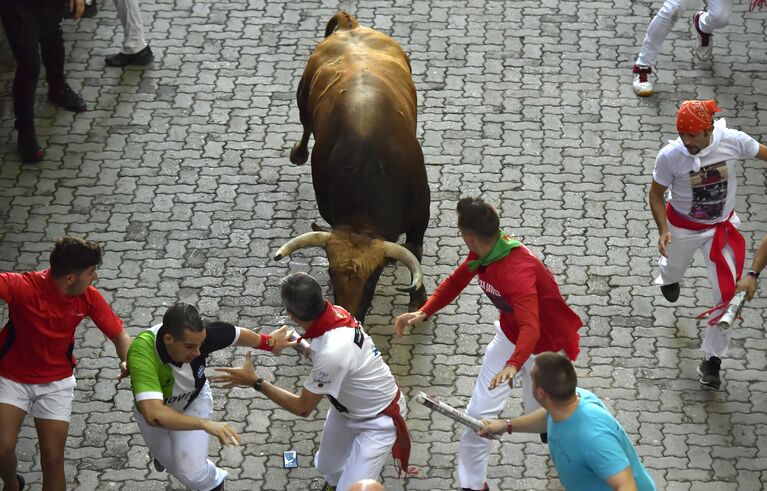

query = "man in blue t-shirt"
[479,352,655,491]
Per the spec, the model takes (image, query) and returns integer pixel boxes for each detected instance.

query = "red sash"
[666,204,745,323]
[379,388,411,477]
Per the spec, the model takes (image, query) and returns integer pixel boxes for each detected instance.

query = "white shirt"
[652,119,759,225]
[304,326,398,419]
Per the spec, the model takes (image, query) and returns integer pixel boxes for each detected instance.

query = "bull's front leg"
[403,239,427,311]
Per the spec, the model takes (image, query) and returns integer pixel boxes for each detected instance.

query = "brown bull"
[275,12,430,322]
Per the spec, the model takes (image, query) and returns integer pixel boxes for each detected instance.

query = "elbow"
[296,408,312,418]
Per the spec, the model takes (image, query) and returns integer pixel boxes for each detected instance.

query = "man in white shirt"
[648,99,767,389]
[213,272,411,491]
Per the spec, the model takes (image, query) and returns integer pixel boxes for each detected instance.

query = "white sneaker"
[632,64,654,96]
[693,11,713,61]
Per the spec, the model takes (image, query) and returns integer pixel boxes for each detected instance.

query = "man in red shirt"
[395,197,582,491]
[0,237,132,491]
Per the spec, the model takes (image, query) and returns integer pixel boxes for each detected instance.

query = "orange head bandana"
[676,100,721,133]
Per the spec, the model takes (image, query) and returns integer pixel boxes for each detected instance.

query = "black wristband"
[747,270,760,279]
[253,377,265,392]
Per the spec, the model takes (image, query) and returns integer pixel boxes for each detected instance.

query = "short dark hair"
[532,352,577,402]
[280,272,326,322]
[49,236,103,278]
[456,197,500,239]
[160,303,205,340]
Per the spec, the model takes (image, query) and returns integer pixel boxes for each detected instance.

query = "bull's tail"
[325,11,359,37]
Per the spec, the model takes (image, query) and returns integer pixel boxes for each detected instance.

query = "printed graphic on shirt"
[478,278,513,312]
[688,161,728,220]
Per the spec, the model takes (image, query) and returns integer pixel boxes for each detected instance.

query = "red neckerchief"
[302,301,359,339]
[666,203,745,324]
[379,388,411,478]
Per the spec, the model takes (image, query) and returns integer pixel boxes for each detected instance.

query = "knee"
[174,467,210,488]
[657,0,684,23]
[40,451,64,471]
[0,437,16,459]
[705,9,732,29]
[314,451,342,477]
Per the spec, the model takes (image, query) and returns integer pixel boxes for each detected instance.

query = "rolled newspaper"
[416,392,493,436]
[718,290,747,330]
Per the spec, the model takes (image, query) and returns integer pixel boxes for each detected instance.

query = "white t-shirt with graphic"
[652,119,760,225]
[303,326,397,419]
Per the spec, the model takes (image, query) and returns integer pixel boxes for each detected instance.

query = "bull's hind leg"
[290,77,311,165]
[290,128,311,165]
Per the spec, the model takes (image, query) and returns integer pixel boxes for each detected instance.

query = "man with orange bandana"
[649,100,767,389]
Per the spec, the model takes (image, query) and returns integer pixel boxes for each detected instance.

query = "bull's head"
[274,230,423,322]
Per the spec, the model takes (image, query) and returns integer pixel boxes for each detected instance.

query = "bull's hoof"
[409,286,427,312]
[290,144,309,165]
[311,222,331,232]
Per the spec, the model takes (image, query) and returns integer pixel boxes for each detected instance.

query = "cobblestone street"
[1,0,767,489]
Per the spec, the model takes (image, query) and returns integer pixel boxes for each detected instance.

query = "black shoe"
[82,0,97,17]
[48,83,87,113]
[105,46,154,67]
[17,474,25,490]
[540,432,548,443]
[697,356,722,390]
[461,483,489,491]
[17,128,44,163]
[152,456,165,472]
[660,282,680,302]
[208,480,224,491]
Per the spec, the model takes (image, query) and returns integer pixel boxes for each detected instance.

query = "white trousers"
[113,0,147,53]
[635,0,733,67]
[457,322,539,490]
[134,385,228,491]
[314,394,406,491]
[654,215,740,358]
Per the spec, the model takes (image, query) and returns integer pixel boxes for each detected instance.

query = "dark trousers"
[0,0,65,131]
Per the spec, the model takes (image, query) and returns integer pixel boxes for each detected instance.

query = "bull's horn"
[382,242,423,293]
[274,232,331,261]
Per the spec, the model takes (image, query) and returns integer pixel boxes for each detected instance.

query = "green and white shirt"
[127,322,240,412]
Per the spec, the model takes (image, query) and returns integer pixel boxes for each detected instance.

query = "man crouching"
[213,272,411,491]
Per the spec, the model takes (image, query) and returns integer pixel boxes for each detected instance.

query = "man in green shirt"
[127,302,294,490]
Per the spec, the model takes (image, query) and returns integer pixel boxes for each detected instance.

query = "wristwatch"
[747,270,760,279]
[253,377,265,392]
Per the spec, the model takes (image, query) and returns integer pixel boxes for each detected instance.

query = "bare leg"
[34,418,69,491]
[0,404,26,491]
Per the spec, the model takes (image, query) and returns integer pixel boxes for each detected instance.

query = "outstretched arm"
[137,399,241,446]
[212,352,324,418]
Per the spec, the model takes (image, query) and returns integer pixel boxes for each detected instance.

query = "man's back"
[547,388,655,491]
[306,326,398,419]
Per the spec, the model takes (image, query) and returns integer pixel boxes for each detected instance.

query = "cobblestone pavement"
[1,0,767,489]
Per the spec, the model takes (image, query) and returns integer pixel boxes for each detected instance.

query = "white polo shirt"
[304,326,398,419]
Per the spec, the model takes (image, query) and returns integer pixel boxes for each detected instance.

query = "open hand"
[394,310,426,336]
[211,351,260,389]
[489,365,517,390]
[201,420,241,446]
[270,325,297,354]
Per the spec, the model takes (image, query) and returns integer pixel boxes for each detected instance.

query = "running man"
[395,197,582,491]
[127,302,295,490]
[0,236,132,491]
